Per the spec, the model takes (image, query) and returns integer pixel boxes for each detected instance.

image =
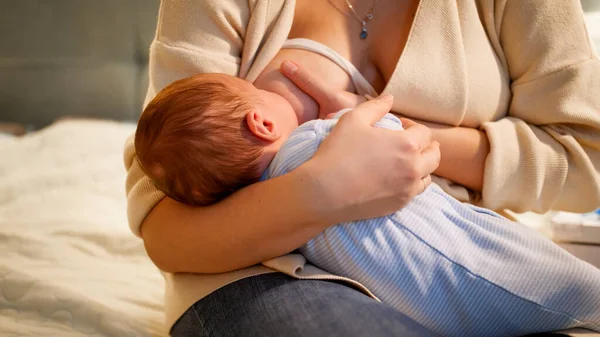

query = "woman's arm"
[417,1,600,210]
[140,166,328,273]
[476,0,600,213]
[131,97,440,273]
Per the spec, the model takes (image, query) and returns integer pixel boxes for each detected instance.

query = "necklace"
[344,0,380,40]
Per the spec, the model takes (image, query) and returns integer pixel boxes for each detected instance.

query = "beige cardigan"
[123,0,600,330]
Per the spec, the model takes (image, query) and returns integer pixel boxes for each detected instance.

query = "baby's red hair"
[134,74,264,206]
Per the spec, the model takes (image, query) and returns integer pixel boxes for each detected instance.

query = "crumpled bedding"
[0,120,165,337]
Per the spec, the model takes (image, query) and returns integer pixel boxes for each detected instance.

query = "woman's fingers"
[280,60,332,103]
[418,141,441,183]
[403,120,440,191]
[309,98,441,222]
[401,120,440,178]
[398,117,417,128]
[281,60,369,115]
[344,94,394,126]
[400,119,434,152]
[338,90,368,107]
[399,119,440,194]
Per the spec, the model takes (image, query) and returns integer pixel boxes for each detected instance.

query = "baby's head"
[135,73,298,206]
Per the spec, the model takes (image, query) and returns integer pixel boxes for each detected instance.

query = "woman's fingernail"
[379,93,393,101]
[281,60,298,74]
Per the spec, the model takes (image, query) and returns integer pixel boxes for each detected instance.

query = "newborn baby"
[135,73,299,206]
[134,72,600,337]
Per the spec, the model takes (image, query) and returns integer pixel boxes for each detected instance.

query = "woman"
[124,0,600,336]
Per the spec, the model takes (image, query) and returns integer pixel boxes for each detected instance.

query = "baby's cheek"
[254,68,319,124]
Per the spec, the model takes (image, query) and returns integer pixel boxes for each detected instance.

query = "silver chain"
[344,0,380,39]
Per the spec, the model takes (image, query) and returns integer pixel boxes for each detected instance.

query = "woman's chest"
[286,0,511,127]
[289,0,417,91]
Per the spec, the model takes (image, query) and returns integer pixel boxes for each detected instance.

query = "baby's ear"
[246,110,280,142]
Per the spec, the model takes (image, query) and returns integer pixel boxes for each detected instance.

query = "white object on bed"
[550,211,600,245]
[0,120,165,337]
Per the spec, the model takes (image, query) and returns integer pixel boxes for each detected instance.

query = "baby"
[135,73,600,337]
[135,73,300,206]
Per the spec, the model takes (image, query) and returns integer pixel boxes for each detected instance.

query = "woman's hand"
[396,116,490,192]
[281,59,441,219]
[303,94,441,223]
[281,60,366,119]
[281,58,487,192]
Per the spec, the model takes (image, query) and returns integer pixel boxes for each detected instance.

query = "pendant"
[360,27,368,40]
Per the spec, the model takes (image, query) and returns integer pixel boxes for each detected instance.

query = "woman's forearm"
[141,164,331,274]
[427,124,490,191]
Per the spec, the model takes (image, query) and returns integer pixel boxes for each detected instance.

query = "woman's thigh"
[171,273,436,337]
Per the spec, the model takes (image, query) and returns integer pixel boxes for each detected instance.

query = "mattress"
[0,120,165,337]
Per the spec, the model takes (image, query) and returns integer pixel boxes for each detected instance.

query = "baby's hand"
[281,61,367,119]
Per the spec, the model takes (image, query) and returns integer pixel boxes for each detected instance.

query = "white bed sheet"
[0,120,165,337]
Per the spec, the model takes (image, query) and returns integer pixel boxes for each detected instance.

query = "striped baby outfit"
[263,112,600,337]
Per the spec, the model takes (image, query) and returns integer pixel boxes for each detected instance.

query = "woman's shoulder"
[156,0,290,38]
[155,0,254,45]
[153,0,294,81]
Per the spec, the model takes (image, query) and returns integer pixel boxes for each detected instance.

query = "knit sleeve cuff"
[480,117,568,212]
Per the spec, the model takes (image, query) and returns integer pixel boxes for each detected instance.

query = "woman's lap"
[171,272,436,337]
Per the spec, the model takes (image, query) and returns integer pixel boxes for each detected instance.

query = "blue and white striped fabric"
[263,113,600,337]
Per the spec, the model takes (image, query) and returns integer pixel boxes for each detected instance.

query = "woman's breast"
[254,48,355,122]
[273,48,357,92]
[253,0,511,128]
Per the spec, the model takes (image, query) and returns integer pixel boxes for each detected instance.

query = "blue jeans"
[171,272,437,337]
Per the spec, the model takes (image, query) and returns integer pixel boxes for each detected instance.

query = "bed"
[0,1,165,336]
[0,120,165,337]
[0,1,598,337]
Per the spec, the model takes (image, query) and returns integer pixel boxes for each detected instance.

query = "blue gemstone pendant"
[360,28,368,40]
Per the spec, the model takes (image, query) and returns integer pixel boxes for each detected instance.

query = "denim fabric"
[171,273,437,337]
